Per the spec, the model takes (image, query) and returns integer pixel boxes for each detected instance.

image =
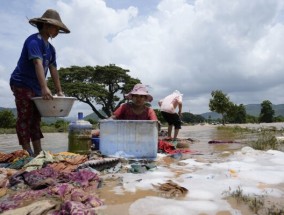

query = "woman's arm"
[49,65,64,96]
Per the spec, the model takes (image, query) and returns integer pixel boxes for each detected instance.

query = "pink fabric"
[113,103,158,120]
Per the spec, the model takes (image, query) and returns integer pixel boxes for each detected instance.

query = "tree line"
[209,90,281,124]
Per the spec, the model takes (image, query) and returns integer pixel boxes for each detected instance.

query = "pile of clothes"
[0,150,118,214]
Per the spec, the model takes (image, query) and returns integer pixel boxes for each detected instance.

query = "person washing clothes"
[158,90,183,143]
[110,83,158,120]
[91,83,158,138]
[10,9,70,156]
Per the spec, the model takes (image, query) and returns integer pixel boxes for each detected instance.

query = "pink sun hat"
[125,84,153,102]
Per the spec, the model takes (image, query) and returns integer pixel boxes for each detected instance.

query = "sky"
[1,0,284,117]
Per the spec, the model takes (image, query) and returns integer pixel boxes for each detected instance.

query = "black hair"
[36,22,44,31]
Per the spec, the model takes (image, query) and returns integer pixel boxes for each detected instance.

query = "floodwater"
[1,123,284,215]
[0,132,69,153]
[95,124,249,215]
[0,124,245,156]
[2,122,283,154]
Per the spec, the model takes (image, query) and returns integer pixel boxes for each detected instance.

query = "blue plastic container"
[91,137,100,150]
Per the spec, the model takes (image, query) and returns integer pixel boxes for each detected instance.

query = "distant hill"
[84,112,100,121]
[200,112,222,119]
[201,104,284,119]
[242,104,284,117]
[0,107,17,115]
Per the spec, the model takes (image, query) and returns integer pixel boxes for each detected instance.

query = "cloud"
[1,0,284,116]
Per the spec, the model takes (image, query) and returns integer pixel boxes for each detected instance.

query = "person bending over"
[158,90,183,141]
[10,9,70,156]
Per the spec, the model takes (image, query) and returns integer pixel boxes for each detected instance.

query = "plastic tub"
[99,120,158,159]
[31,96,76,117]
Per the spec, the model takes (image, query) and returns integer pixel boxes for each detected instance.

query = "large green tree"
[259,100,274,123]
[47,64,140,119]
[227,103,247,123]
[209,90,232,125]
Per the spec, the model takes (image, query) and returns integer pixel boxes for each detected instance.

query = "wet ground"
[1,123,284,214]
[95,124,248,215]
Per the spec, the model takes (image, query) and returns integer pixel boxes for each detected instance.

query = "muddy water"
[95,124,248,215]
[0,124,243,158]
[0,132,69,153]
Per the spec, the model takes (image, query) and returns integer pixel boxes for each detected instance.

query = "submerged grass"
[223,186,284,215]
[247,131,280,150]
[217,125,284,151]
[217,125,252,133]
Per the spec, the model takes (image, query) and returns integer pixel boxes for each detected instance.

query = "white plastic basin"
[31,96,76,117]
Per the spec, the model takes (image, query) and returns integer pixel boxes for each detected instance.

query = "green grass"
[0,128,17,134]
[247,131,280,150]
[217,125,252,133]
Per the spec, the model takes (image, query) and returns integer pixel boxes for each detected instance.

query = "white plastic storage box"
[99,120,158,159]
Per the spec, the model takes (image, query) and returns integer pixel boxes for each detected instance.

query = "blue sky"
[1,0,284,117]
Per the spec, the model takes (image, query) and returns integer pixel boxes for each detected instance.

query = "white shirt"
[159,90,182,114]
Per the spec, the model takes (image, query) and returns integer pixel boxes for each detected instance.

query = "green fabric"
[129,162,157,174]
[24,151,54,172]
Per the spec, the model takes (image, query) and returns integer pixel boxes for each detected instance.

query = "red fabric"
[11,86,43,145]
[208,140,239,144]
[113,103,158,120]
[158,140,193,154]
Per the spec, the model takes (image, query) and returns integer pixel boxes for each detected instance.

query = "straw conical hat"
[29,9,70,33]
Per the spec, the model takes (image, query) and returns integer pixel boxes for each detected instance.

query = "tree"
[209,90,232,125]
[274,115,284,122]
[48,64,140,119]
[154,109,166,124]
[54,119,69,132]
[227,104,247,123]
[259,100,274,123]
[246,114,258,123]
[182,112,206,124]
[0,110,16,128]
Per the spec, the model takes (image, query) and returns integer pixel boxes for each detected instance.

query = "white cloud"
[1,0,284,115]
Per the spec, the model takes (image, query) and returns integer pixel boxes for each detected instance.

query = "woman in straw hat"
[10,9,70,156]
[110,84,158,120]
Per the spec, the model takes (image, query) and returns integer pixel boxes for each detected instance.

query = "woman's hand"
[41,87,53,100]
[56,91,65,96]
